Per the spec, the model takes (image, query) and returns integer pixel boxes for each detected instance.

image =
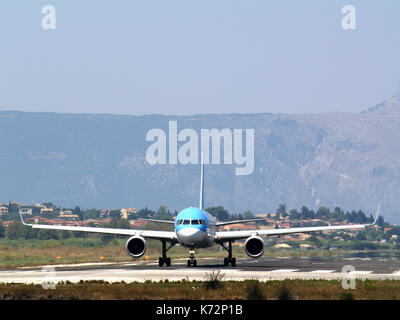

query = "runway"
[1,255,400,284]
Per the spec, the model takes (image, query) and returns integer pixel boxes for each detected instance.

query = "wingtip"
[371,203,381,225]
[18,203,30,226]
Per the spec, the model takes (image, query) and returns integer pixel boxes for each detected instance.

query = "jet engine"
[125,236,147,258]
[244,236,265,258]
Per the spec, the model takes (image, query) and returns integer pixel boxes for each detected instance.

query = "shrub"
[275,282,294,300]
[245,279,265,300]
[203,270,224,290]
[340,292,354,300]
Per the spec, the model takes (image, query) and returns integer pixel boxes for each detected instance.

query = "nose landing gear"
[187,249,197,267]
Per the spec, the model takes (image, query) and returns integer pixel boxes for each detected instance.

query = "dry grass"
[1,238,398,271]
[0,280,399,300]
[0,245,131,268]
[0,239,228,269]
[0,239,222,269]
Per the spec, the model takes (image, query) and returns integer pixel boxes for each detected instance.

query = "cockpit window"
[177,219,206,225]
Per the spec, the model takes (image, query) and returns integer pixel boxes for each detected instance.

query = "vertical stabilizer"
[199,153,204,210]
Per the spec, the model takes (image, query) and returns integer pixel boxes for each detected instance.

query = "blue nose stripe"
[175,224,206,232]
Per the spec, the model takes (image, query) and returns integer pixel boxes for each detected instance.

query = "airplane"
[19,158,381,267]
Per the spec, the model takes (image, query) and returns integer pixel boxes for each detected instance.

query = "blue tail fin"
[199,153,204,210]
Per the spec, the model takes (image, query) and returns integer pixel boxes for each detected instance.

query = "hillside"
[1,96,400,223]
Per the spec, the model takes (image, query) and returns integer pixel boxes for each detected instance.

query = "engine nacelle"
[126,236,147,258]
[244,236,265,258]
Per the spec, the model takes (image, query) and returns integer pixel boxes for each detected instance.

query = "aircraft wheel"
[159,258,164,267]
[187,259,191,267]
[193,260,197,267]
[166,257,171,267]
[224,258,229,266]
[231,258,236,267]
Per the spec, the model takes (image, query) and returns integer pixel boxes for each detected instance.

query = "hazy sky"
[0,1,399,115]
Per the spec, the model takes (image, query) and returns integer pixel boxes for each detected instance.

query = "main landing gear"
[158,240,175,267]
[220,240,236,267]
[187,249,197,267]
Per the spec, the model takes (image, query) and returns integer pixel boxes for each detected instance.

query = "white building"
[20,208,33,215]
[0,206,8,215]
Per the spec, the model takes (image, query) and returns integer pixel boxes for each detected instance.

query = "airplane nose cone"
[177,228,206,245]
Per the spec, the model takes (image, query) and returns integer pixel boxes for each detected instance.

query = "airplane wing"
[140,219,175,224]
[215,217,269,227]
[216,205,380,242]
[19,210,176,241]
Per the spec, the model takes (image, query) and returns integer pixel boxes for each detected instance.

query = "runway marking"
[215,269,239,272]
[18,261,118,269]
[269,269,299,273]
[2,268,400,283]
[348,271,373,274]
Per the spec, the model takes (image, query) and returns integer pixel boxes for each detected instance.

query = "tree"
[205,206,230,221]
[317,206,330,219]
[301,206,310,219]
[59,230,71,239]
[25,227,39,239]
[289,209,300,220]
[37,229,58,240]
[116,219,131,229]
[0,222,4,238]
[309,235,322,247]
[356,231,367,241]
[276,204,287,217]
[5,221,27,240]
[109,210,121,219]
[243,210,254,220]
[83,209,101,220]
[154,205,173,221]
[32,206,41,215]
[72,230,87,238]
[7,203,20,213]
[377,215,385,228]
[42,202,55,208]
[369,214,374,223]
[138,207,155,219]
[100,218,131,243]
[101,218,131,229]
[74,206,83,220]
[333,207,345,221]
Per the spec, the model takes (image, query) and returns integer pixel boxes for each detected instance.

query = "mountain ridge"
[1,97,400,223]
